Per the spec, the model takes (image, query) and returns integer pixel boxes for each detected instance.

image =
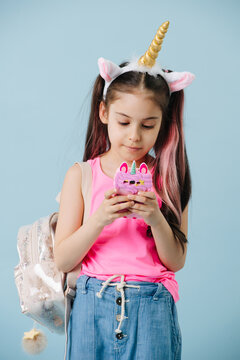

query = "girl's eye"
[118,122,154,129]
[142,125,154,129]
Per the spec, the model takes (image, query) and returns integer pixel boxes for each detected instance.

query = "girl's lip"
[126,146,141,150]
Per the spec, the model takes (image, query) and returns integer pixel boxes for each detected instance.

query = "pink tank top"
[78,156,179,302]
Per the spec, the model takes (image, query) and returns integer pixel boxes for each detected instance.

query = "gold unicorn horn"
[138,21,170,68]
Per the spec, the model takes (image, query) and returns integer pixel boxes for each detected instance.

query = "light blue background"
[1,0,239,359]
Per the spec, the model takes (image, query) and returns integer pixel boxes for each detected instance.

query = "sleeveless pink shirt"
[78,156,179,302]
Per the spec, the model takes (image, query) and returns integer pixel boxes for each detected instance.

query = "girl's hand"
[127,191,161,227]
[94,188,135,227]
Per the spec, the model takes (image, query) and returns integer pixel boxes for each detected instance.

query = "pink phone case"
[113,160,152,219]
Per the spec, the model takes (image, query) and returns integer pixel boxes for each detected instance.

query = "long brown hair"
[83,61,192,255]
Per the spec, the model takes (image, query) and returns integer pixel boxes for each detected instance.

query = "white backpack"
[14,161,92,358]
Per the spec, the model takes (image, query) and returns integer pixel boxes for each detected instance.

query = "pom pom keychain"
[22,321,48,355]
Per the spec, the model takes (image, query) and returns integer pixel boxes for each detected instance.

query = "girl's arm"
[151,204,188,272]
[128,190,188,272]
[53,164,104,273]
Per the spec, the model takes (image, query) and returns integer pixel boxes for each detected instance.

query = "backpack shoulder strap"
[73,161,92,225]
[55,161,92,212]
[65,160,92,289]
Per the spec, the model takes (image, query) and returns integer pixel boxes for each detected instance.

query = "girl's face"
[99,90,162,166]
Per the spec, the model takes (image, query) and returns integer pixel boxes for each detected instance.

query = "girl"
[54,21,195,360]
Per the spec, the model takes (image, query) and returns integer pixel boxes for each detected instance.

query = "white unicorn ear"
[163,71,195,92]
[98,57,122,83]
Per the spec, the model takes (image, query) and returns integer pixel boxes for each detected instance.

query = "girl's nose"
[128,127,141,142]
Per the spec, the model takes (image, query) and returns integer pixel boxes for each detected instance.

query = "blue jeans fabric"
[66,275,182,360]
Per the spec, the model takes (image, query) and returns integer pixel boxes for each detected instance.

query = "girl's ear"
[99,101,108,124]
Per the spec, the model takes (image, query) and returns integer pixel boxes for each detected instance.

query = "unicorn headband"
[98,21,195,100]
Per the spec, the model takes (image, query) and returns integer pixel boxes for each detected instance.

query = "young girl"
[54,21,195,360]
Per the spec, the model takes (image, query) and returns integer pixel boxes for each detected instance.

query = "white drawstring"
[96,274,140,335]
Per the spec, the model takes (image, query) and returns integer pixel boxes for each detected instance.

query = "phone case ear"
[139,163,148,174]
[98,57,122,83]
[164,71,195,92]
[120,162,128,173]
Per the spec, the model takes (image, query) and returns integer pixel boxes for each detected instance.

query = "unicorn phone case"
[113,160,152,219]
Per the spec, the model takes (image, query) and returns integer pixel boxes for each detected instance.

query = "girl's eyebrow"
[115,112,159,121]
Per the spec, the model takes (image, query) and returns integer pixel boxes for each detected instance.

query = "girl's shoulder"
[72,160,95,189]
[72,161,83,176]
[72,159,92,172]
[63,163,84,196]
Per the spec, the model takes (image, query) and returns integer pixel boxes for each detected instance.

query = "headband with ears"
[98,21,195,99]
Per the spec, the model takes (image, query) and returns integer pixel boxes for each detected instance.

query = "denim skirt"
[66,274,182,360]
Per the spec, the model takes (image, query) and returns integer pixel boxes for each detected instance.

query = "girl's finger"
[127,194,146,203]
[137,191,156,199]
[114,210,132,218]
[129,207,143,213]
[113,201,135,212]
[110,195,131,205]
[128,192,155,202]
[104,188,117,199]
